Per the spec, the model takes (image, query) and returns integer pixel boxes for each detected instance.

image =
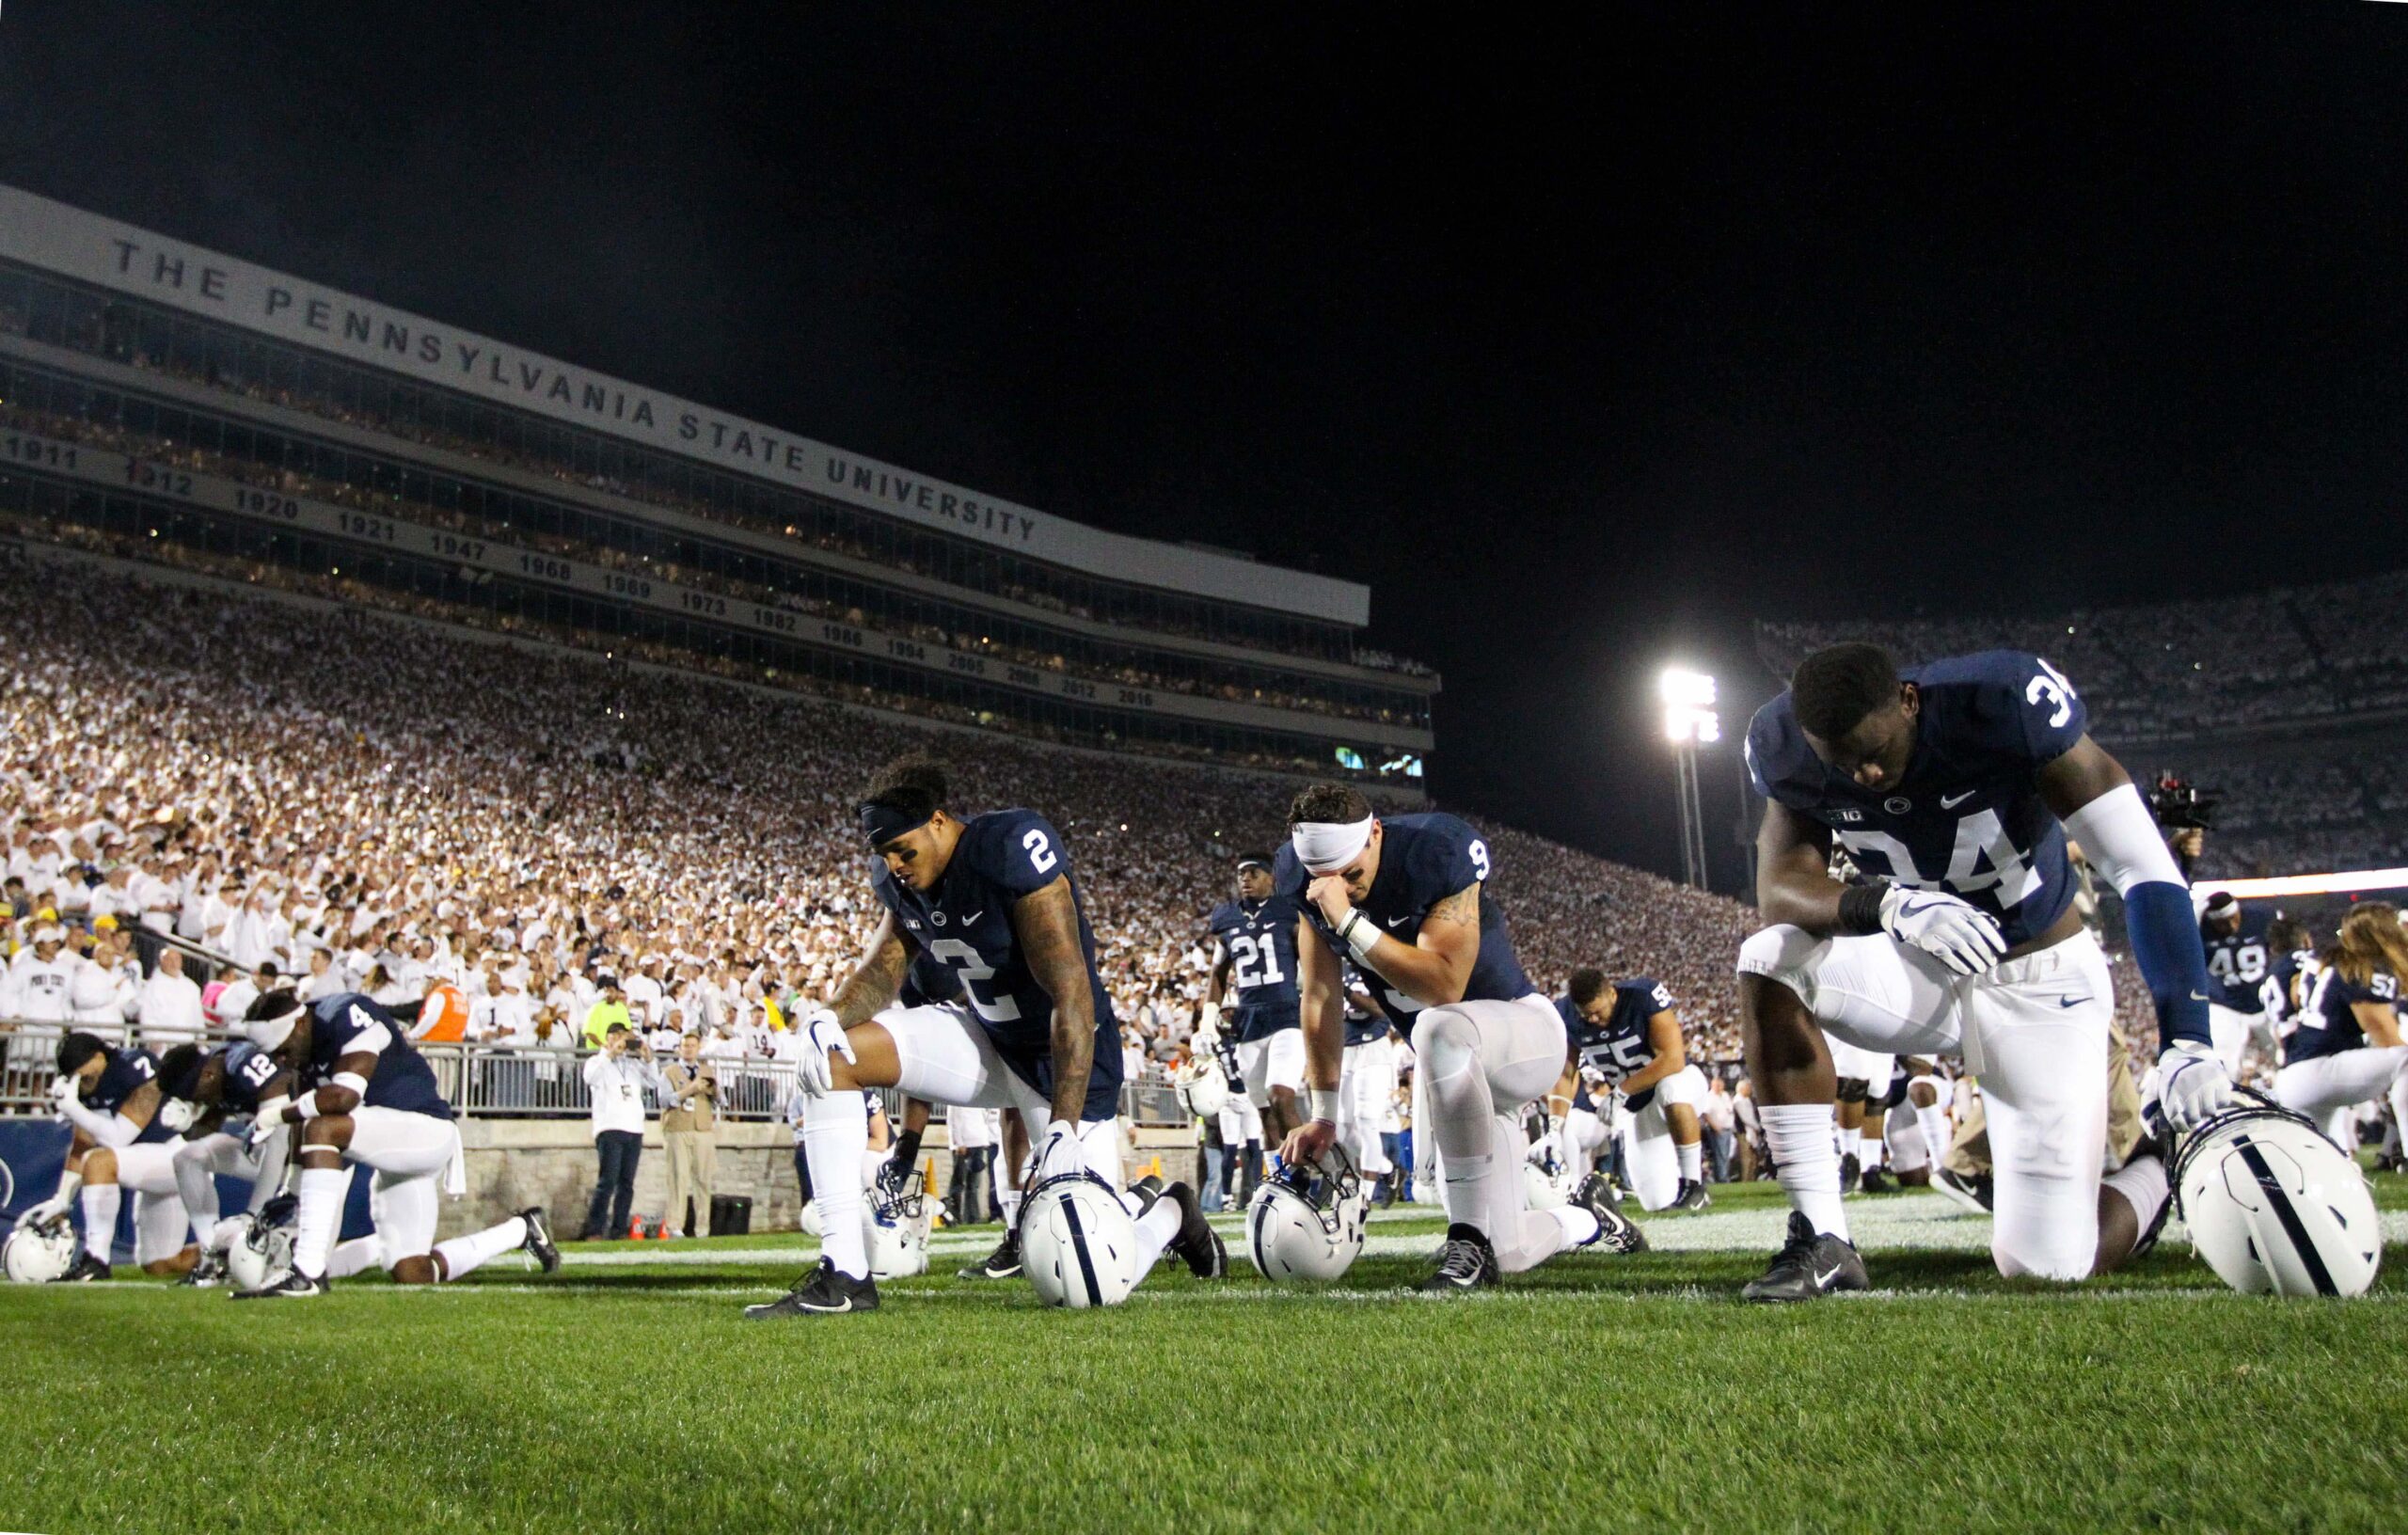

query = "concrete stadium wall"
[442,1120,1204,1241]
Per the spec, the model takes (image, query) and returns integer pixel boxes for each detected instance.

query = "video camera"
[2147,772,2219,831]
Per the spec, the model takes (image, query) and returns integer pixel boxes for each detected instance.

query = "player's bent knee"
[303,1115,351,1148]
[1416,1008,1480,1086]
[83,1147,118,1181]
[390,1254,438,1285]
[1737,925,1816,981]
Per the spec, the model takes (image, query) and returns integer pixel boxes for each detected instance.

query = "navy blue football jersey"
[1559,979,1677,1111]
[870,808,1121,1122]
[1273,812,1533,1038]
[2285,965,2399,1066]
[218,1040,283,1113]
[2200,910,2273,1014]
[1341,963,1392,1048]
[303,991,454,1119]
[897,948,967,1010]
[1747,650,2087,949]
[2263,947,2317,1034]
[86,1046,173,1144]
[1210,893,1303,1041]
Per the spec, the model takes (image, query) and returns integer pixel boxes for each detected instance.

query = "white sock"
[1133,1197,1180,1276]
[1861,1131,1884,1170]
[801,1090,871,1278]
[293,1166,346,1278]
[999,1190,1023,1230]
[175,1155,221,1245]
[326,1237,385,1278]
[435,1215,528,1281]
[1676,1140,1703,1184]
[1547,1204,1602,1248]
[1916,1103,1949,1159]
[79,1184,120,1262]
[1762,1103,1848,1240]
[2102,1154,2170,1242]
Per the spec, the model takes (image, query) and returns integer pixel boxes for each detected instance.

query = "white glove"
[791,1009,854,1098]
[21,1195,69,1228]
[48,1076,81,1118]
[246,1101,291,1150]
[2157,1040,2236,1131]
[1031,1122,1084,1183]
[1878,885,2008,978]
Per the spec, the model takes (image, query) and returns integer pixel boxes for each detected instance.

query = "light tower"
[1660,668,1719,890]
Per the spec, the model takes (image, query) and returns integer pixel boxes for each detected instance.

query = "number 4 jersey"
[869,807,1123,1122]
[1745,650,2086,949]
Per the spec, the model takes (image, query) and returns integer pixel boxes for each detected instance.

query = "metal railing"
[0,1021,1193,1127]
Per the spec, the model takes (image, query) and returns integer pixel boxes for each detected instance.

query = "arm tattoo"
[1013,877,1097,1124]
[1423,884,1480,929]
[830,933,909,1026]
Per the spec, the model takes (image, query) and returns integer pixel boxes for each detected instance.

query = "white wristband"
[1307,1088,1341,1124]
[293,1093,323,1123]
[1339,910,1381,963]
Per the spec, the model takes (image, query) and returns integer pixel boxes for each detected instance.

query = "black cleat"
[517,1208,562,1274]
[1838,1152,1861,1195]
[1575,1173,1647,1253]
[1674,1178,1714,1211]
[744,1258,879,1319]
[1858,1166,1897,1195]
[1932,1166,1993,1215]
[958,1228,1022,1280]
[1373,1176,1398,1209]
[64,1250,111,1283]
[1161,1181,1227,1278]
[1129,1173,1164,1204]
[1742,1211,1869,1303]
[1418,1223,1500,1291]
[179,1251,228,1289]
[232,1269,327,1300]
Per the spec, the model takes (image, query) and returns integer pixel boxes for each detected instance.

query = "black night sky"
[7,6,2406,887]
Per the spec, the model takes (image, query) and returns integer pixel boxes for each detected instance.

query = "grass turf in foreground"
[4,1181,2403,1533]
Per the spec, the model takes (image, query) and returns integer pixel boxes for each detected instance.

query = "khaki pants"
[664,1130,718,1236]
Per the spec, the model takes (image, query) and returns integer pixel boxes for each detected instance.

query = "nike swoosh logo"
[1940,789,1978,809]
[1814,1263,1843,1288]
[799,1297,853,1313]
[2057,995,2093,1008]
[2189,990,2210,1004]
[1898,898,1941,919]
[1383,915,1413,928]
[963,910,985,925]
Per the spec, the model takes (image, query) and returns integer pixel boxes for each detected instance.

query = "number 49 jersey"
[1208,894,1302,1040]
[869,807,1122,1121]
[1746,650,2086,950]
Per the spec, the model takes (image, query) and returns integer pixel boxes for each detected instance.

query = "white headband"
[1291,815,1374,874]
[246,1014,298,1053]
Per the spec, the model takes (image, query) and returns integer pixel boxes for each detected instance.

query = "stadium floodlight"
[1659,668,1718,888]
[1660,668,1719,743]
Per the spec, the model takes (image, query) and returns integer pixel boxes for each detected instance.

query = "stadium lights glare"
[1660,668,1719,744]
[2193,867,2408,901]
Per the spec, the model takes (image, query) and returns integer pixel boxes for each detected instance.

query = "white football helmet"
[1245,1146,1369,1282]
[225,1212,297,1292]
[4,1218,79,1283]
[1180,1060,1230,1120]
[863,1164,932,1280]
[1522,1160,1574,1211]
[2174,1095,2381,1297]
[1020,1169,1142,1308]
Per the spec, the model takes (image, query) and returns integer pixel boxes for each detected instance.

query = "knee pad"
[1416,1010,1480,1095]
[1737,925,1816,982]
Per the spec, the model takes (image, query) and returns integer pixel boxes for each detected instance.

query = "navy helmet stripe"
[1059,1192,1105,1306]
[2233,1134,2338,1297]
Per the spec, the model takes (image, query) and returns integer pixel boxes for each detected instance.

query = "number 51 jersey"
[1745,650,2085,950]
[869,807,1123,1122]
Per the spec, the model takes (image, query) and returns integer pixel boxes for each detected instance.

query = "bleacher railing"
[0,1021,1192,1127]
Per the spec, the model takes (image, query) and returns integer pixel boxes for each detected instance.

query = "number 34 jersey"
[1745,649,2087,950]
[869,807,1123,1121]
[1208,893,1302,1039]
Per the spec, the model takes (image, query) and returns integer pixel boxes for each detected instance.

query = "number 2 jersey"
[1746,650,2086,949]
[1557,979,1677,1112]
[1271,811,1533,1041]
[300,991,454,1119]
[869,808,1122,1122]
[1207,893,1303,1040]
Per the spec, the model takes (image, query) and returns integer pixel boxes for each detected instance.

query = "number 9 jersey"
[1745,649,2086,949]
[868,807,1123,1122]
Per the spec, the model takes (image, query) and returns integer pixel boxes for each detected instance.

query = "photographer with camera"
[580,1020,668,1241]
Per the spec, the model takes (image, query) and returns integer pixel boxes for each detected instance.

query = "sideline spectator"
[659,1034,721,1239]
[580,1022,663,1240]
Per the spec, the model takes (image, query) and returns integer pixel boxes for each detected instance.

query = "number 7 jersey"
[1745,649,2086,949]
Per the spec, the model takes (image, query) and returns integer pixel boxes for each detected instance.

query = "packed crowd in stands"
[0,559,1778,1087]
[4,293,1438,686]
[1760,575,2408,742]
[0,401,1428,729]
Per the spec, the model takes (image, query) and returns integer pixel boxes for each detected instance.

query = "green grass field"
[7,1177,2406,1533]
